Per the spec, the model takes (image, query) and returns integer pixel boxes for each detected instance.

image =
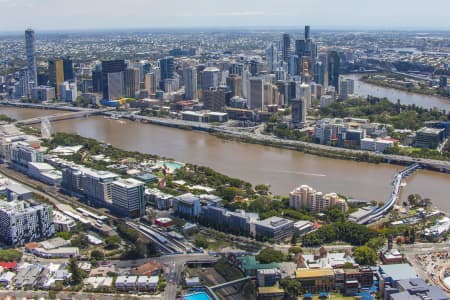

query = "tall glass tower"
[25,28,37,85]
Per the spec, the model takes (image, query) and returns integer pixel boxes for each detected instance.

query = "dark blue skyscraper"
[25,29,37,85]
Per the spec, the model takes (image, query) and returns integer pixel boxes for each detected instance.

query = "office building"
[415,127,445,149]
[295,268,335,293]
[174,193,201,219]
[254,216,294,242]
[92,64,103,93]
[320,95,335,108]
[298,83,312,109]
[58,81,77,102]
[48,59,65,98]
[389,278,448,300]
[282,33,291,63]
[16,68,31,98]
[291,97,306,128]
[201,67,220,90]
[328,51,340,90]
[295,39,306,59]
[25,29,37,85]
[338,77,354,100]
[314,118,346,145]
[111,178,145,218]
[257,269,281,287]
[227,210,259,236]
[124,68,140,98]
[226,74,242,98]
[360,138,394,153]
[32,86,55,101]
[289,55,300,76]
[62,57,74,81]
[101,60,126,100]
[249,77,264,110]
[202,87,228,111]
[305,25,311,40]
[183,67,197,100]
[10,141,44,168]
[0,200,54,246]
[81,169,119,205]
[159,56,174,88]
[61,165,83,195]
[265,43,279,72]
[144,72,157,95]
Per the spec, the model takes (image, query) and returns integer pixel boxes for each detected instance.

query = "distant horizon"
[1,0,449,33]
[1,24,450,36]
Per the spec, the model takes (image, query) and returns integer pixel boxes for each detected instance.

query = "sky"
[0,0,449,31]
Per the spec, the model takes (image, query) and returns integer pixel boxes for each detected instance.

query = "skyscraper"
[328,51,340,91]
[249,77,264,110]
[201,67,220,91]
[282,33,291,63]
[101,60,126,100]
[25,29,37,85]
[159,56,175,87]
[124,68,140,98]
[144,72,157,95]
[111,178,145,218]
[226,74,242,98]
[265,43,279,72]
[62,57,74,81]
[305,25,311,40]
[202,87,228,111]
[48,59,64,99]
[183,66,197,100]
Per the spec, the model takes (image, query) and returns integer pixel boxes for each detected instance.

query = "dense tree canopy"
[256,248,286,264]
[301,222,377,247]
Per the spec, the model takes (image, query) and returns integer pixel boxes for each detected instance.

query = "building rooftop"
[175,193,199,205]
[295,268,334,279]
[379,264,418,282]
[238,256,279,271]
[258,284,285,295]
[417,127,445,135]
[113,178,144,188]
[392,278,448,300]
[255,216,293,229]
[5,184,32,195]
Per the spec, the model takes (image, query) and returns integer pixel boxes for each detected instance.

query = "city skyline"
[0,0,450,31]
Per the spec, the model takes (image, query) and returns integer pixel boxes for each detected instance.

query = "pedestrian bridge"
[357,163,421,225]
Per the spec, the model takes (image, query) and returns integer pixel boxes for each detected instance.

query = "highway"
[122,113,450,171]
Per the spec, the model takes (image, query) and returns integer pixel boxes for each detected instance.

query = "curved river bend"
[2,107,449,212]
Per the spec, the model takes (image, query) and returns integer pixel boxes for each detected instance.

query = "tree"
[255,184,270,195]
[291,231,299,245]
[343,262,354,269]
[68,258,85,285]
[71,234,89,249]
[288,246,303,255]
[0,249,22,262]
[105,235,121,250]
[407,194,417,206]
[365,236,385,251]
[256,248,285,264]
[280,278,302,299]
[55,232,72,240]
[90,250,105,261]
[194,236,209,249]
[353,246,377,266]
